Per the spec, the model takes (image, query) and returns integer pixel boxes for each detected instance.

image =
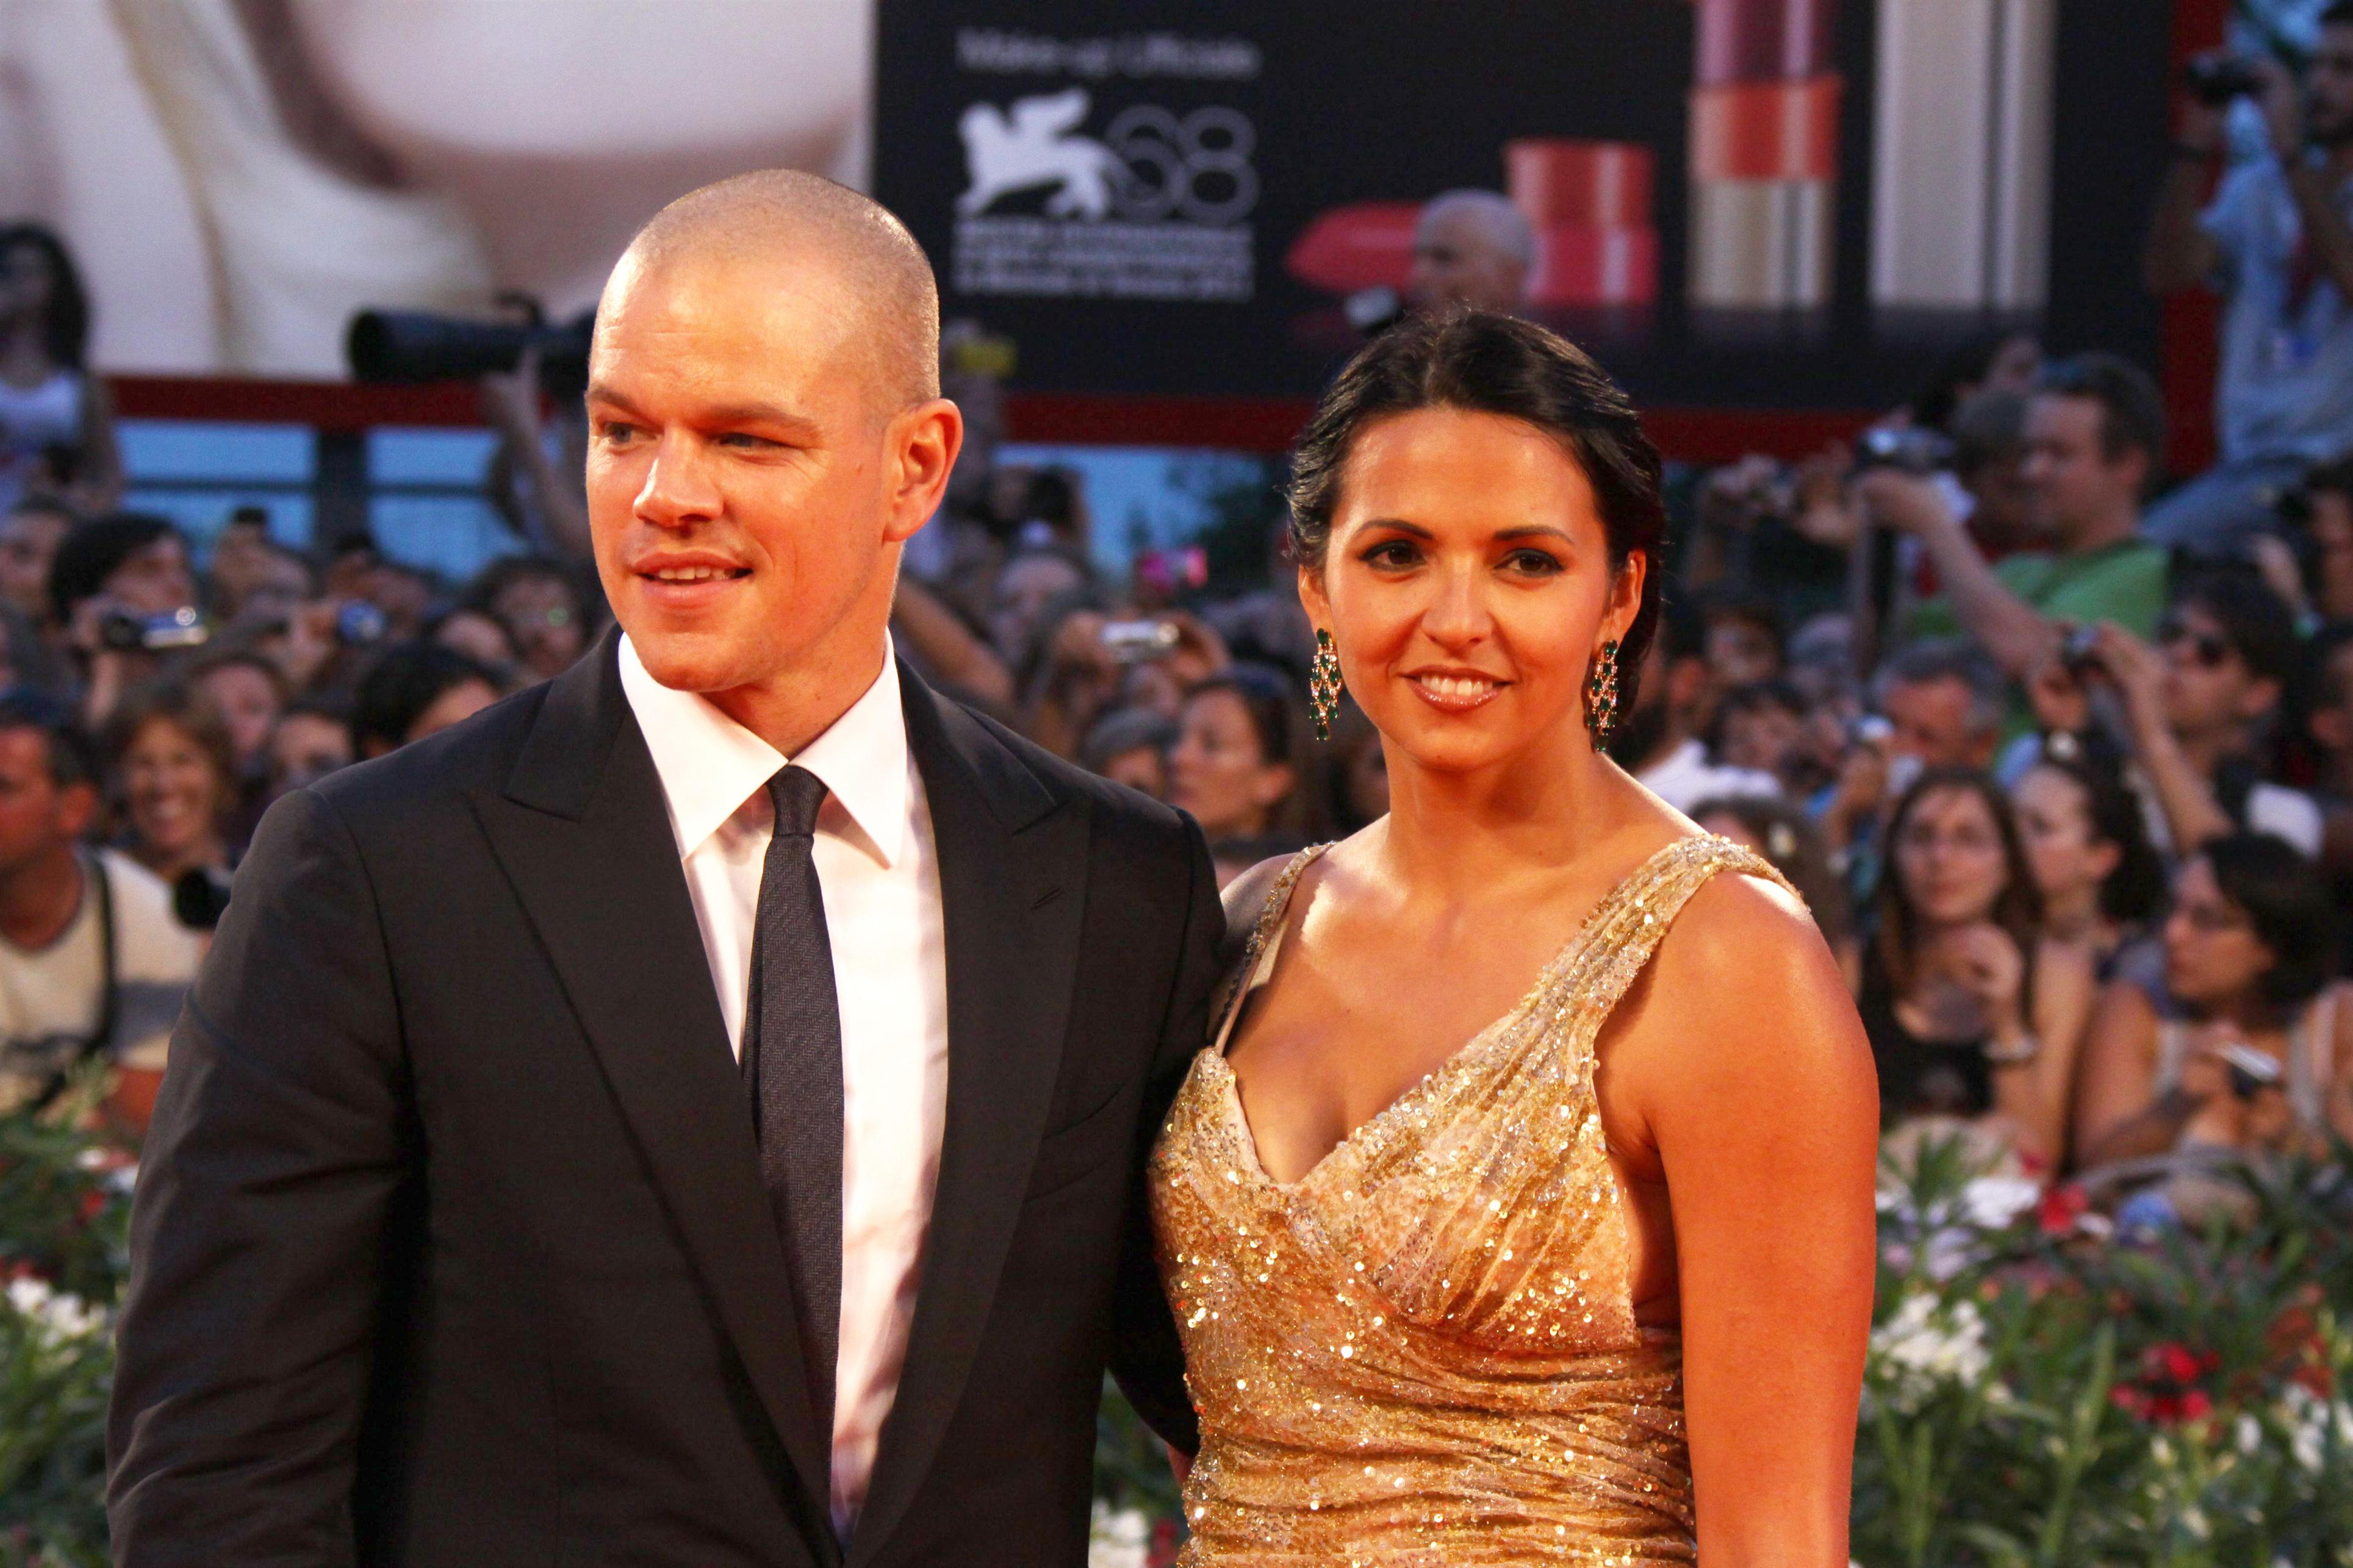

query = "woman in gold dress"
[1150,312,1879,1564]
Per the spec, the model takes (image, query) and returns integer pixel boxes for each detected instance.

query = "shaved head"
[584,168,964,753]
[608,168,941,410]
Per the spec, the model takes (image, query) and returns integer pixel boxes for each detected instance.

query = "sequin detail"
[1151,835,1795,1565]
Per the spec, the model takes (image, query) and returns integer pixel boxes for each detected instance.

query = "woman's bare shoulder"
[1633,869,1873,1098]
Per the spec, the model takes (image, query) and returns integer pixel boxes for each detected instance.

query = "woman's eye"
[1362,540,1421,568]
[1501,549,1564,576]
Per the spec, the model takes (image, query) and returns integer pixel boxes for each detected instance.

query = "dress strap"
[1209,845,1330,1058]
[1550,834,1802,1030]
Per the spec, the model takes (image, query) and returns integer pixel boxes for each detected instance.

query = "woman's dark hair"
[1689,793,1850,947]
[352,641,499,756]
[0,224,92,370]
[2021,752,2166,926]
[1185,665,1301,771]
[1875,767,2044,1004]
[2197,831,2338,1008]
[48,512,179,623]
[1908,329,2035,432]
[1285,310,1668,711]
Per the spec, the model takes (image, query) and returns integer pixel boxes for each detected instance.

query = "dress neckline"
[1212,832,1723,1194]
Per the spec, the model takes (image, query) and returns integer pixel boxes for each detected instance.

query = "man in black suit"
[107,171,1216,1567]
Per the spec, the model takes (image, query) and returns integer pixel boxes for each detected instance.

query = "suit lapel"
[846,671,1088,1566]
[469,634,836,1547]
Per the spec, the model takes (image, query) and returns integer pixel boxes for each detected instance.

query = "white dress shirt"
[619,634,948,1539]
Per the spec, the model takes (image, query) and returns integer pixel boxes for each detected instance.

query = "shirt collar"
[617,633,911,869]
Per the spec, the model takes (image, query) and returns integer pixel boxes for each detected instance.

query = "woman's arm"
[1618,873,1879,1567]
[73,373,125,513]
[2326,986,2353,1147]
[2021,938,2101,1169]
[2071,980,2184,1168]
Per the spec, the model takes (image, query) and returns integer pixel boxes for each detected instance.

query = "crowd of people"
[8,20,2353,1226]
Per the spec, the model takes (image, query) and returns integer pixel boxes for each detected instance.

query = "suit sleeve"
[1107,812,1224,1455]
[107,787,410,1567]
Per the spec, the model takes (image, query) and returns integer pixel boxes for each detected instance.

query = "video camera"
[346,305,595,397]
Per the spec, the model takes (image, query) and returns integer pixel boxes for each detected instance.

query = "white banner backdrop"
[1,0,875,376]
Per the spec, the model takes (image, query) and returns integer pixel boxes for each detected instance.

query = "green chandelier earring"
[1584,639,1622,746]
[1309,629,1344,740]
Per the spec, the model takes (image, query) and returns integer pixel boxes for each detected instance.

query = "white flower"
[1088,1500,1151,1568]
[2279,1384,2353,1475]
[4,1275,101,1342]
[1869,1292,1990,1410]
[1960,1176,2041,1231]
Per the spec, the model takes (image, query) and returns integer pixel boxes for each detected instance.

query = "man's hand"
[2086,622,2169,733]
[1947,923,2027,1042]
[1852,468,1956,538]
[2025,654,2092,737]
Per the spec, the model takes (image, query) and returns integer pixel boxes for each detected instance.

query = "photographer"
[2145,8,2353,557]
[1869,355,2171,681]
[2073,834,2353,1203]
[46,513,202,733]
[2032,574,2321,861]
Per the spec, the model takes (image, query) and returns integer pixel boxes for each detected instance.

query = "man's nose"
[634,435,724,530]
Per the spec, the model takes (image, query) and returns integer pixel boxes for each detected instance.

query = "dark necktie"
[742,764,843,1462]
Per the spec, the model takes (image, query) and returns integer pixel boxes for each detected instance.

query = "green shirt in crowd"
[1903,537,2171,646]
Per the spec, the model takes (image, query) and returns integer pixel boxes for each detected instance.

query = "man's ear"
[883,398,965,545]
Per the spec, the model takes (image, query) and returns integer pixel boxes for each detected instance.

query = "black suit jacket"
[107,634,1219,1567]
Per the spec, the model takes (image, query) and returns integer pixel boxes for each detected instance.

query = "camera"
[98,606,207,654]
[1853,426,1956,475]
[347,306,595,396]
[334,600,388,647]
[1101,619,1181,664]
[2214,1039,2285,1101]
[2061,623,2105,678]
[171,866,233,932]
[2185,52,2267,107]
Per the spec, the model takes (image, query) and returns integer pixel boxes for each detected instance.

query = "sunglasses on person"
[2157,618,2232,670]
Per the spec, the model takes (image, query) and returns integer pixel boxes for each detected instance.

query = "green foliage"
[0,1073,132,1567]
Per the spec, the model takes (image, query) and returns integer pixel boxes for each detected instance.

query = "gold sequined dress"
[1149,835,1789,1565]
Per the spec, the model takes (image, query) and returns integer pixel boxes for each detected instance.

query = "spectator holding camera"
[2036,575,2321,859]
[0,692,201,1124]
[1859,767,2095,1169]
[1872,355,2171,679]
[2146,7,2353,557]
[2074,833,2353,1192]
[48,513,201,732]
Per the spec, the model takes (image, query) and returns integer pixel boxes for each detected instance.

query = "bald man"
[107,171,1223,1568]
[1406,188,1535,317]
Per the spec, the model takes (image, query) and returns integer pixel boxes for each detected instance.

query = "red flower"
[2154,1342,2204,1386]
[2037,1184,2089,1236]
